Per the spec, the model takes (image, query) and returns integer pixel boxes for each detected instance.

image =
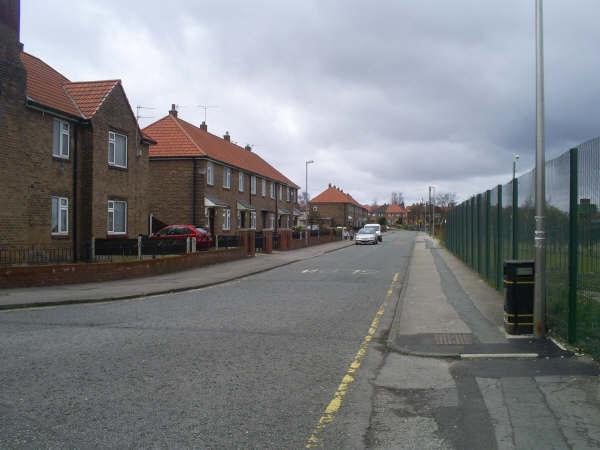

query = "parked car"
[364,223,382,241]
[355,227,378,245]
[151,225,213,250]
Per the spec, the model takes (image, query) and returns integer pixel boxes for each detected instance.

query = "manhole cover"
[434,333,473,345]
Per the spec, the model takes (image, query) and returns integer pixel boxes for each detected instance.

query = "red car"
[150,225,213,250]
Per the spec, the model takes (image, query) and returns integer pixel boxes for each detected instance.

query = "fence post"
[485,190,491,281]
[191,237,197,253]
[512,177,519,260]
[186,237,191,254]
[215,234,219,249]
[137,235,142,260]
[568,147,579,344]
[497,185,503,290]
[90,237,96,262]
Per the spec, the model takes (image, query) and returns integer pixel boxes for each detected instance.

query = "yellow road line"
[305,272,399,448]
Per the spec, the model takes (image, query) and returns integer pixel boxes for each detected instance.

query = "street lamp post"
[428,185,436,237]
[513,154,520,180]
[534,0,546,338]
[305,160,314,245]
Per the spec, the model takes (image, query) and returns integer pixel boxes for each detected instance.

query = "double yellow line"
[306,272,401,448]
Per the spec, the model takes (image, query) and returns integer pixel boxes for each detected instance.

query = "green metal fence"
[445,137,600,358]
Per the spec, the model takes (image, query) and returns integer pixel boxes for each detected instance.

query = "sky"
[20,1,600,205]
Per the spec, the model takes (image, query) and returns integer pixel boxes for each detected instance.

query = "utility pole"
[534,0,547,338]
[305,160,314,245]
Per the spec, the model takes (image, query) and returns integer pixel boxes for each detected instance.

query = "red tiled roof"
[63,80,119,118]
[386,204,406,214]
[20,52,120,119]
[20,52,81,117]
[143,114,299,188]
[311,186,365,209]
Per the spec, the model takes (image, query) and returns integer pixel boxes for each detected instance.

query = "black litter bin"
[503,260,534,334]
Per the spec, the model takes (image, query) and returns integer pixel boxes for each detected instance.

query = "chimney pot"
[200,121,207,131]
[328,183,332,188]
[223,131,230,142]
[169,104,178,118]
[244,145,252,152]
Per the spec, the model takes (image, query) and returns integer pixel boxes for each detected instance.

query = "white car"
[364,224,382,242]
[355,227,378,245]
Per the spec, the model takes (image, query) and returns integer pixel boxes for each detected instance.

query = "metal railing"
[0,245,73,266]
[444,137,600,358]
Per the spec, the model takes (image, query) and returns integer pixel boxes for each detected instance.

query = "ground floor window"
[108,200,127,234]
[250,211,256,229]
[223,208,231,231]
[269,213,275,229]
[51,196,68,235]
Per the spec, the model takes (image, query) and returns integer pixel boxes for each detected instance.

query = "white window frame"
[222,208,231,231]
[261,179,266,197]
[107,200,127,234]
[239,172,244,192]
[51,196,69,235]
[279,184,283,200]
[250,211,256,229]
[52,119,70,159]
[270,182,275,199]
[269,213,275,229]
[223,167,231,189]
[108,131,128,168]
[251,175,257,195]
[206,162,214,185]
[286,187,290,202]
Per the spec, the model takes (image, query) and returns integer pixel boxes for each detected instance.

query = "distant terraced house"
[0,1,154,261]
[310,184,368,229]
[143,107,301,237]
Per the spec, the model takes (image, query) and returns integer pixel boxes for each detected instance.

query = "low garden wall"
[0,247,246,288]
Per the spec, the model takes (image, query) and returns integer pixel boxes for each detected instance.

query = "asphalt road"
[0,231,415,449]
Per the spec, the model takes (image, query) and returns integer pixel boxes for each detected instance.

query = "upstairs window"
[270,182,275,199]
[223,167,231,189]
[108,200,127,234]
[279,184,283,200]
[51,196,68,235]
[261,179,266,197]
[207,162,214,185]
[251,175,257,195]
[108,131,127,168]
[239,172,244,192]
[52,119,70,158]
[286,187,290,202]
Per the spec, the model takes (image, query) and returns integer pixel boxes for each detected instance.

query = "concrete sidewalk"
[0,240,353,310]
[388,233,562,358]
[373,232,600,450]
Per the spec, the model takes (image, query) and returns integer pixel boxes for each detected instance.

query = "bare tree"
[390,192,404,205]
[435,192,457,208]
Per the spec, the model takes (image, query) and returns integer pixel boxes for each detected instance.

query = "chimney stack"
[223,131,230,142]
[200,121,207,131]
[244,145,252,152]
[169,104,178,118]
[328,183,332,188]
[0,0,20,41]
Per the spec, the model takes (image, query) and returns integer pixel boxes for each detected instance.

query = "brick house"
[0,0,154,260]
[310,184,367,229]
[143,108,300,237]
[385,203,407,224]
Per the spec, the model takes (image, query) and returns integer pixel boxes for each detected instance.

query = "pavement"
[0,239,353,310]
[2,230,600,449]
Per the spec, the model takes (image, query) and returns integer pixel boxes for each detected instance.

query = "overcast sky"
[21,1,600,205]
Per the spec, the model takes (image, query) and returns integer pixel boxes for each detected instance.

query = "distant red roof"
[143,114,299,188]
[311,185,365,209]
[386,204,406,214]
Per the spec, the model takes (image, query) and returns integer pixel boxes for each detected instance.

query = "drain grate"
[434,333,473,345]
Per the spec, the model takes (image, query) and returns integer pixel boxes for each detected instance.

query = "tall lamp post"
[534,0,546,338]
[428,185,436,237]
[305,160,314,245]
[513,154,520,180]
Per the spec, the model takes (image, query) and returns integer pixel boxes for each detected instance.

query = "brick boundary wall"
[0,247,246,288]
